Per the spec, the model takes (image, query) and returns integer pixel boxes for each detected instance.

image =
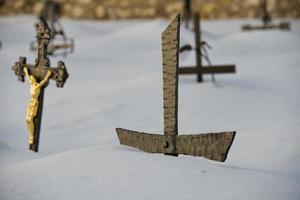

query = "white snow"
[0,16,300,200]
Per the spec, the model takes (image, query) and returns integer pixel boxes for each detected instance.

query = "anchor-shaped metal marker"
[116,14,236,162]
[12,19,68,152]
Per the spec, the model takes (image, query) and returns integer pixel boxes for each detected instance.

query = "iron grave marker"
[116,14,236,162]
[12,19,69,152]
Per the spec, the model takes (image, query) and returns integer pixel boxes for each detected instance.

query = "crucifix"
[242,0,290,31]
[30,0,74,56]
[12,19,69,152]
[179,12,236,83]
[116,14,236,162]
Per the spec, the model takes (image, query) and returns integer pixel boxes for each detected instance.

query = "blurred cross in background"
[30,0,74,56]
[179,12,236,83]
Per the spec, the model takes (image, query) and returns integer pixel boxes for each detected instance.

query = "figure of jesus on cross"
[23,67,51,144]
[12,19,68,152]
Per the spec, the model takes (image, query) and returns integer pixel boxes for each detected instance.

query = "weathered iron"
[12,19,68,152]
[242,0,290,31]
[179,12,236,82]
[30,0,74,56]
[116,14,236,162]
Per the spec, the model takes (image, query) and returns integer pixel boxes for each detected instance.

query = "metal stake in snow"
[116,14,236,162]
[179,12,236,83]
[30,0,74,56]
[182,0,192,29]
[12,19,68,152]
[242,0,290,31]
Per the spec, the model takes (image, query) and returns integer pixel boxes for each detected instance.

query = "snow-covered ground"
[0,16,300,200]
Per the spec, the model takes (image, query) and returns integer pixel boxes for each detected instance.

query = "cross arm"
[176,131,236,162]
[51,61,69,88]
[11,57,68,88]
[179,65,235,74]
[116,128,166,154]
[116,128,236,162]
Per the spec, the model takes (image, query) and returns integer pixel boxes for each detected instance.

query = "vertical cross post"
[12,19,68,152]
[262,0,271,26]
[183,0,192,29]
[194,11,203,82]
[162,14,180,156]
[116,14,236,162]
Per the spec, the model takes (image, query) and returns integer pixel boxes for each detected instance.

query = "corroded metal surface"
[162,14,180,137]
[162,14,180,156]
[117,128,236,162]
[116,128,165,154]
[11,19,68,152]
[116,14,236,162]
[176,132,236,162]
[179,12,236,82]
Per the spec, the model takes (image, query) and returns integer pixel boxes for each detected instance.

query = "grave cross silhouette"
[30,0,74,56]
[12,19,68,152]
[116,14,236,162]
[242,0,290,31]
[179,12,236,83]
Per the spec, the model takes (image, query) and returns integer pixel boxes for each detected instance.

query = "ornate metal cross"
[242,0,290,31]
[179,12,236,83]
[30,0,74,56]
[12,19,68,152]
[116,14,236,162]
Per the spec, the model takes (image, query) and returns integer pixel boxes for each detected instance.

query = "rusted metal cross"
[12,19,68,152]
[242,0,290,31]
[179,12,236,83]
[116,14,236,162]
[30,0,74,56]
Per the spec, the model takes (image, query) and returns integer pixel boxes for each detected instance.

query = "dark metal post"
[194,12,203,82]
